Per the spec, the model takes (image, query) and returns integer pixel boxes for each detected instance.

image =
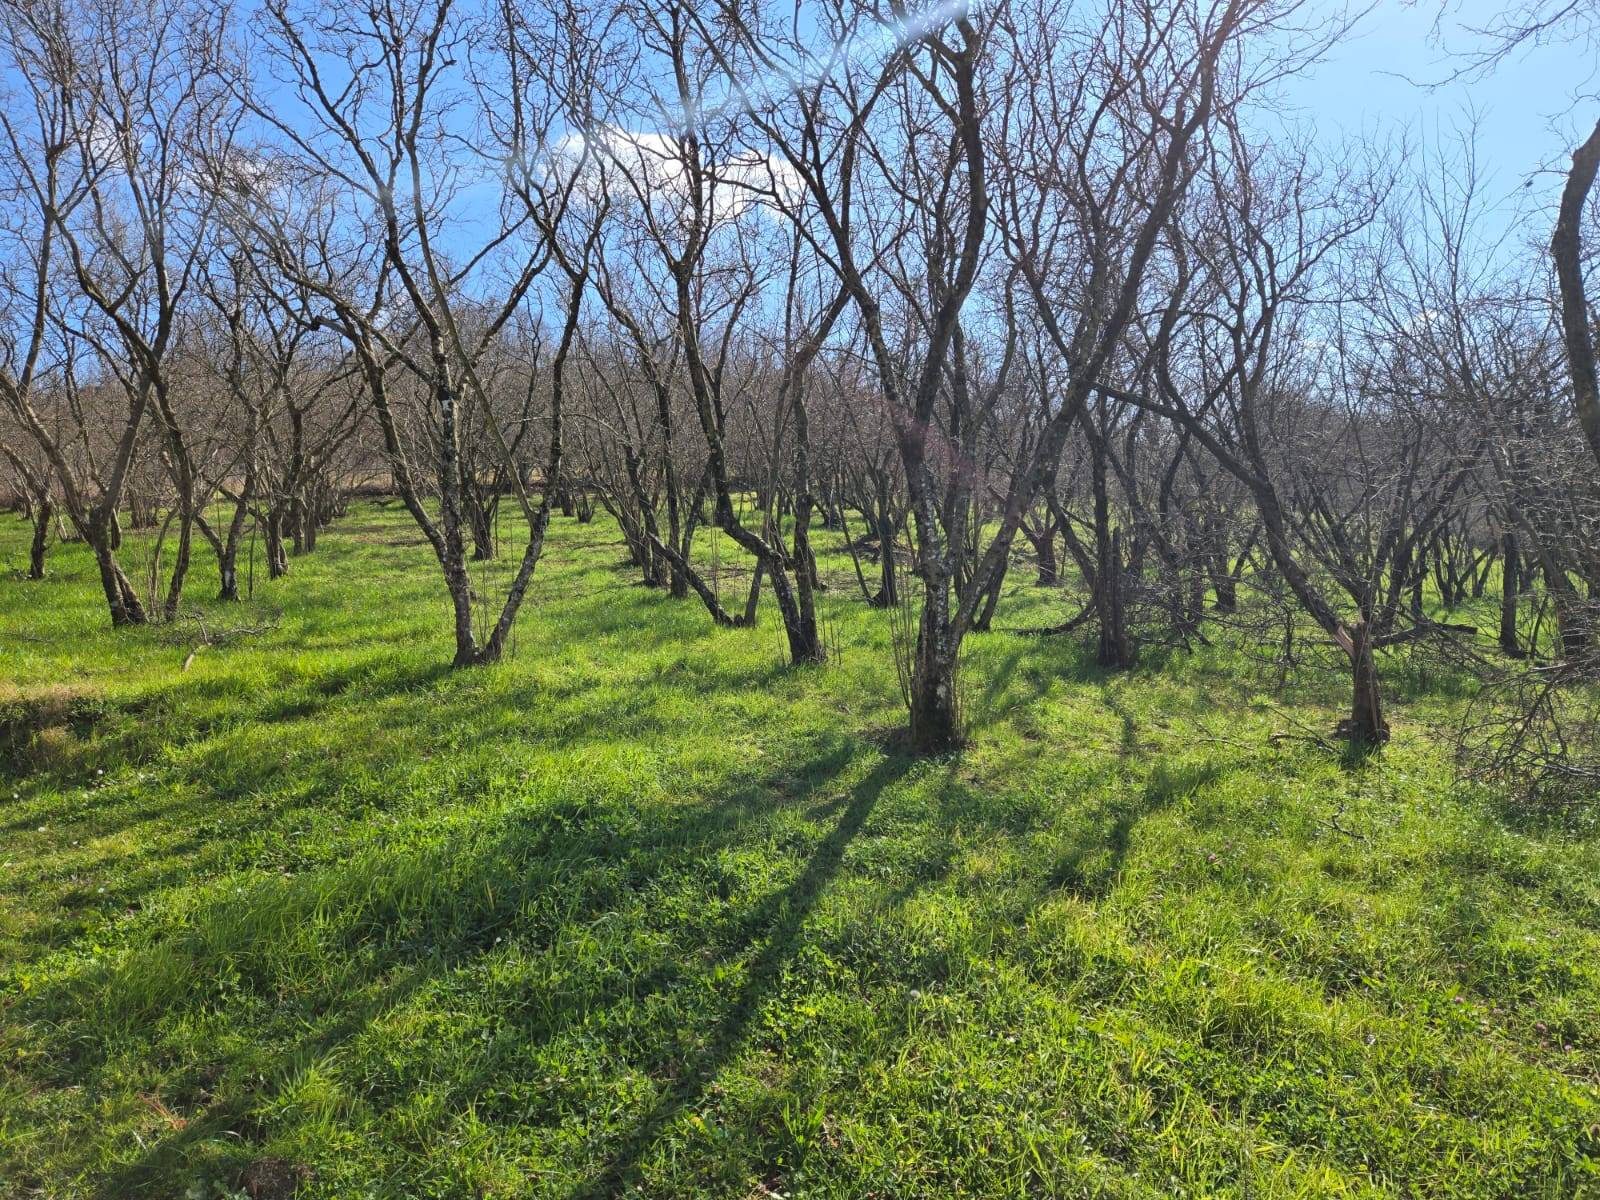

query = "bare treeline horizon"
[2,0,1599,780]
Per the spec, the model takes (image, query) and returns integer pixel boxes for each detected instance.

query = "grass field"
[1,503,1597,1199]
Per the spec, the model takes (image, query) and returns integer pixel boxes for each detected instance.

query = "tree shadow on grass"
[967,637,1108,730]
[8,736,892,1198]
[0,641,818,976]
[1046,756,1223,902]
[562,753,911,1200]
[969,644,1050,730]
[1100,680,1142,761]
[0,657,458,813]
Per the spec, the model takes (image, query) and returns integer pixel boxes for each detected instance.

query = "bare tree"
[236,0,598,665]
[0,0,235,624]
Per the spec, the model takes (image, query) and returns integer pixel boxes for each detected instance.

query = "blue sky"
[1280,0,1599,226]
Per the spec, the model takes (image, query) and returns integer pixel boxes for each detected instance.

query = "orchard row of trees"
[2,0,1599,767]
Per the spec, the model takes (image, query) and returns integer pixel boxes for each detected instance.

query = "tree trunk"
[94,535,147,627]
[1029,520,1058,585]
[971,566,1004,633]
[786,495,826,664]
[1212,552,1237,613]
[1178,561,1206,636]
[1552,117,1600,472]
[1094,537,1133,668]
[434,374,482,670]
[645,540,667,587]
[1470,546,1494,600]
[874,506,899,608]
[199,506,248,603]
[446,555,478,668]
[289,497,309,556]
[265,510,289,579]
[1499,532,1522,657]
[219,556,240,603]
[469,522,549,666]
[1548,561,1591,660]
[1083,426,1135,668]
[1341,621,1389,746]
[162,513,194,622]
[909,601,961,754]
[770,554,823,663]
[466,487,495,560]
[28,499,51,580]
[1093,502,1134,670]
[128,492,159,529]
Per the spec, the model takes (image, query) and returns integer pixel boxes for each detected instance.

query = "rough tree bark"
[1552,117,1600,471]
[1499,529,1523,657]
[28,498,51,580]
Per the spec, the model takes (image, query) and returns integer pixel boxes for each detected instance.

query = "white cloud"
[553,124,800,227]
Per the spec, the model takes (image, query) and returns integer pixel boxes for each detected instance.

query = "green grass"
[1,503,1597,1199]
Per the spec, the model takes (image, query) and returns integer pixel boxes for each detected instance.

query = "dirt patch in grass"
[240,1156,311,1199]
[0,682,108,773]
[334,519,431,546]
